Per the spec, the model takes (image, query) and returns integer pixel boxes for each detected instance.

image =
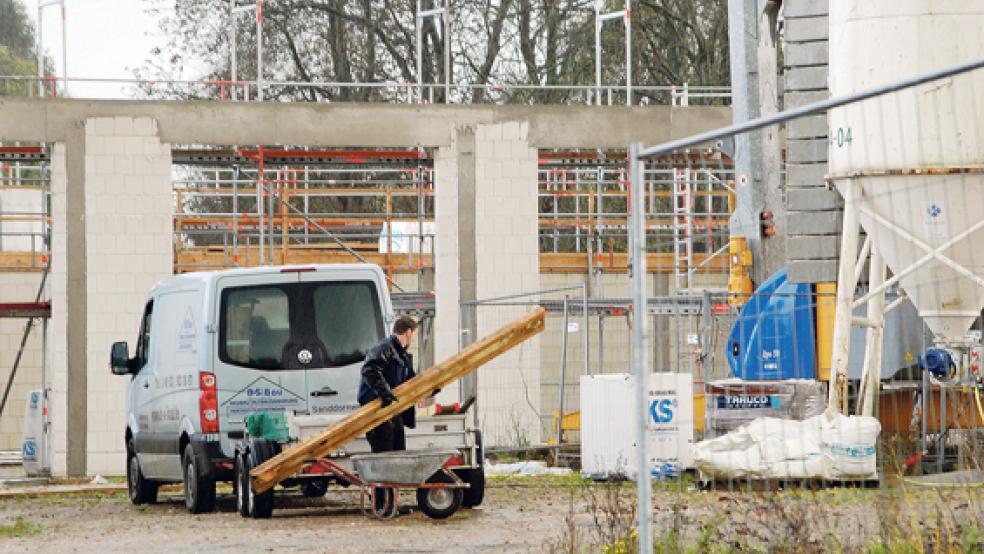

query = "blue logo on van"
[649,398,677,424]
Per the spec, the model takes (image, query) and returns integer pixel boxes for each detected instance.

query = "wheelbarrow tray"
[351,449,460,485]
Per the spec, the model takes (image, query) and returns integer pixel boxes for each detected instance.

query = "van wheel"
[457,467,485,508]
[416,473,462,520]
[126,439,158,505]
[236,451,250,517]
[246,438,279,519]
[182,443,216,514]
[301,479,329,498]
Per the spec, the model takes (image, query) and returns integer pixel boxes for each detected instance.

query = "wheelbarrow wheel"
[301,479,329,498]
[416,474,462,520]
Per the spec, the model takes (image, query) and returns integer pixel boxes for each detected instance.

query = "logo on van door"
[179,307,197,352]
[297,349,313,365]
[222,377,304,416]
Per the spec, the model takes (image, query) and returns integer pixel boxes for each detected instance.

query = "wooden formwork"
[250,307,546,493]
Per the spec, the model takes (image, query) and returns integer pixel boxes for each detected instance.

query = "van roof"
[150,263,386,292]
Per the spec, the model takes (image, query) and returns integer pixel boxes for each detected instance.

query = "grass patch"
[0,518,42,538]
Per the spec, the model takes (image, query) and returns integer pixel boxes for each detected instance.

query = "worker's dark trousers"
[367,416,406,453]
[366,417,405,513]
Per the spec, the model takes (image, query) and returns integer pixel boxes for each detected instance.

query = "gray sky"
[19,0,170,98]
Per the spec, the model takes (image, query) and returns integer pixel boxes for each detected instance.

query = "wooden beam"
[250,307,546,493]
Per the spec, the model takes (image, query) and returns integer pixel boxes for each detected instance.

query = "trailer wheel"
[416,474,462,520]
[457,467,485,508]
[245,438,279,519]
[127,439,158,505]
[183,443,216,514]
[301,479,329,498]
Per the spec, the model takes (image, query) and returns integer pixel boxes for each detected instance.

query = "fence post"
[555,295,570,465]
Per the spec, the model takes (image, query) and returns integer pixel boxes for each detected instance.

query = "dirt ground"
[2,475,984,553]
[0,478,577,554]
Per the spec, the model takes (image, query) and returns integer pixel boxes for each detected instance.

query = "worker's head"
[393,316,418,348]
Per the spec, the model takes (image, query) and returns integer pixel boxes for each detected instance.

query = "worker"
[358,316,419,453]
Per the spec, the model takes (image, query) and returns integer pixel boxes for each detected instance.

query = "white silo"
[827,1,984,412]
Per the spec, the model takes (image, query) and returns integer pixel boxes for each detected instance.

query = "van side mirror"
[110,342,131,375]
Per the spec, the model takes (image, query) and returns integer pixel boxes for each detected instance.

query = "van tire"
[246,438,279,519]
[183,443,216,514]
[127,439,158,505]
[236,451,250,517]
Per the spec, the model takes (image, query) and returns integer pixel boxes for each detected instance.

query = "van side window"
[221,286,290,369]
[134,300,153,370]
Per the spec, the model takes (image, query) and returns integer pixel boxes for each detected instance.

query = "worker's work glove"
[431,388,441,397]
[380,392,398,407]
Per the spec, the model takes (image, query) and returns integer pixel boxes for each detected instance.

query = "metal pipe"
[625,0,631,106]
[256,0,263,101]
[583,282,590,376]
[628,142,652,554]
[60,1,66,97]
[556,295,570,465]
[415,0,422,104]
[230,0,237,101]
[850,209,984,309]
[36,4,43,97]
[853,236,871,286]
[443,0,450,102]
[858,250,886,417]
[828,179,862,414]
[637,57,984,160]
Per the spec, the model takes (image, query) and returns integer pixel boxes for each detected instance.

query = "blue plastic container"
[727,267,817,380]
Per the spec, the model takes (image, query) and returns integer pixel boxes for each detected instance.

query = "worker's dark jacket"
[358,335,416,428]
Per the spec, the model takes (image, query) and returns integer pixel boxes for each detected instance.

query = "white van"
[111,264,483,514]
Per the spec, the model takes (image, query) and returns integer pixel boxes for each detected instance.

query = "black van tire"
[127,439,158,505]
[458,467,485,508]
[246,438,279,519]
[236,450,250,517]
[416,473,462,520]
[183,443,216,514]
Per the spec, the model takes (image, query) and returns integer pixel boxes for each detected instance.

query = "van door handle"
[311,387,338,397]
[142,381,149,389]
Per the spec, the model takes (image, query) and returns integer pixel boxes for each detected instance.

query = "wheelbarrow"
[309,448,469,520]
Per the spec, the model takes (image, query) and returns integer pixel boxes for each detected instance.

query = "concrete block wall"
[784,0,841,283]
[83,117,173,475]
[0,272,45,450]
[433,138,461,381]
[49,143,69,475]
[472,122,542,446]
[48,118,173,476]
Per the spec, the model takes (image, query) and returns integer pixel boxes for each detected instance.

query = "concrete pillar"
[50,117,172,476]
[472,121,541,446]
[433,131,464,403]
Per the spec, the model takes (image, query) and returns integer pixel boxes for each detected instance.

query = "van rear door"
[300,270,388,416]
[214,272,309,428]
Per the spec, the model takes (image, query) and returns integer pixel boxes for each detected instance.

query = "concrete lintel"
[0,98,730,150]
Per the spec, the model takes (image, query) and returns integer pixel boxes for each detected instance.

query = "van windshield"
[219,281,384,370]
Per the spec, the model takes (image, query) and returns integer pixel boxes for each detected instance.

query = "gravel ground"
[0,478,577,554]
[2,476,984,553]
